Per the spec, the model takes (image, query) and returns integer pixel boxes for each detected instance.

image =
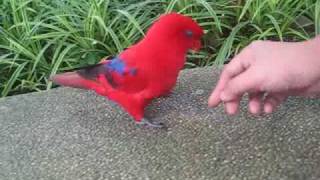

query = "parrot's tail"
[49,72,95,89]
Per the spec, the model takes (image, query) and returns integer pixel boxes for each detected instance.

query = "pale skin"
[208,35,320,115]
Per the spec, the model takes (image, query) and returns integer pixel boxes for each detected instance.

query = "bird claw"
[136,118,166,128]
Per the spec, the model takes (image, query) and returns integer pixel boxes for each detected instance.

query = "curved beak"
[191,40,202,52]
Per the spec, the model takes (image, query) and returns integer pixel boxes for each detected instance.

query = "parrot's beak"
[191,40,202,52]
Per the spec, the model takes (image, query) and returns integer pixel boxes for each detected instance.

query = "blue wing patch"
[75,56,136,88]
[104,57,137,76]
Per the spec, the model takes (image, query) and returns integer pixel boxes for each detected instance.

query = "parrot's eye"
[185,30,193,37]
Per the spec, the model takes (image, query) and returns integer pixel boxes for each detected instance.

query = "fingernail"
[226,105,238,115]
[264,104,273,114]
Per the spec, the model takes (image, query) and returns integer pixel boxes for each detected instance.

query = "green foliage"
[0,0,318,97]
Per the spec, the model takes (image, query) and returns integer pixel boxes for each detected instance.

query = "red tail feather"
[50,72,95,89]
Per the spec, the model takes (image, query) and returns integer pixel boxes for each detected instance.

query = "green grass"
[0,0,319,97]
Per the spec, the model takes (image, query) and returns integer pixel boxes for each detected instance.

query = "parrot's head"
[144,13,204,52]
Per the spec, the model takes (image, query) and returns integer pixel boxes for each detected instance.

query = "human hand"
[208,37,320,115]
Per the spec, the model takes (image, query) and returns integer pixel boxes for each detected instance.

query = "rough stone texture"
[0,67,320,180]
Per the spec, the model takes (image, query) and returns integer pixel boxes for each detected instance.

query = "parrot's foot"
[160,91,172,98]
[161,94,171,98]
[136,118,165,128]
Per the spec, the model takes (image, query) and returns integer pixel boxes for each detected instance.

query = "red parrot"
[50,13,203,128]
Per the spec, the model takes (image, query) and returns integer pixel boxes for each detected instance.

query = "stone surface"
[0,67,320,180]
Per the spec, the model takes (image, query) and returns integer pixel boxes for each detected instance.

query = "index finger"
[208,46,253,107]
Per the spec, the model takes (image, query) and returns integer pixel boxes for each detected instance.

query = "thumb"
[220,68,259,102]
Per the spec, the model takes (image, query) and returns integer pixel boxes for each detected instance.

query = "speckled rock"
[0,67,320,180]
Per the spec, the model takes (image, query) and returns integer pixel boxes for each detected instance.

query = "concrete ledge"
[0,67,320,179]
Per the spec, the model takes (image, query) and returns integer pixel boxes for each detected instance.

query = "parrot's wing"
[50,57,135,90]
